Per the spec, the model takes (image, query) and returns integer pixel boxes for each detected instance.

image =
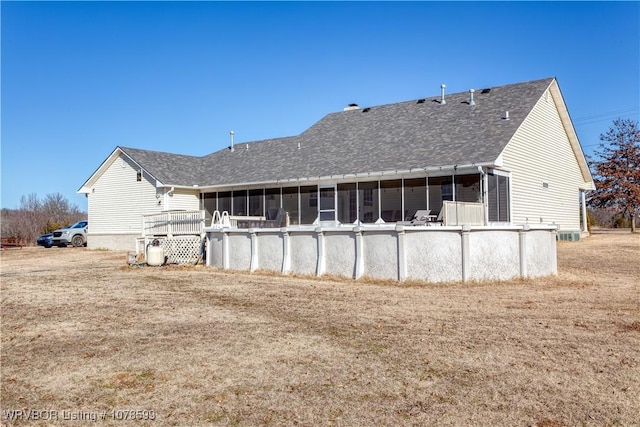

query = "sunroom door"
[319,185,337,225]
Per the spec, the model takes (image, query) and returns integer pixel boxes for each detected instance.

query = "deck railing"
[208,211,266,228]
[143,210,205,237]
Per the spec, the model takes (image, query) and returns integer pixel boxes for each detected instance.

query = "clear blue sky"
[2,1,639,211]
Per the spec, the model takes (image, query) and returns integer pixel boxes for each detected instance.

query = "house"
[79,77,594,253]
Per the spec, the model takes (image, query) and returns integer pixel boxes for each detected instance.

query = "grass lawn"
[1,229,638,426]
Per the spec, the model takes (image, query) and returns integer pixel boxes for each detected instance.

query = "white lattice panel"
[157,235,204,265]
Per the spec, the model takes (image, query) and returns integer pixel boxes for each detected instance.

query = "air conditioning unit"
[557,231,580,242]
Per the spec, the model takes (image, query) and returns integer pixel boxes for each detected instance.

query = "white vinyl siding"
[165,189,199,211]
[87,155,162,234]
[502,87,584,231]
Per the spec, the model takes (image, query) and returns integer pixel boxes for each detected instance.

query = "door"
[319,185,337,224]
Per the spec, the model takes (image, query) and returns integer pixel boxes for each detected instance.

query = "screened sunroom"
[199,168,510,227]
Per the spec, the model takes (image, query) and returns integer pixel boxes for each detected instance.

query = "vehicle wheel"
[72,235,85,247]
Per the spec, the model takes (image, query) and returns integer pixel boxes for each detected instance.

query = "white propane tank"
[146,240,164,266]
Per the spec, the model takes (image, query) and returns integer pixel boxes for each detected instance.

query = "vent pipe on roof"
[229,131,235,152]
[440,84,446,105]
[504,111,510,120]
[344,103,359,111]
[469,89,476,107]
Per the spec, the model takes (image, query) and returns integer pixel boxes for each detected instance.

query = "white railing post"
[519,225,530,278]
[461,225,471,282]
[396,224,407,281]
[250,229,259,272]
[315,227,325,277]
[353,226,364,279]
[281,228,291,274]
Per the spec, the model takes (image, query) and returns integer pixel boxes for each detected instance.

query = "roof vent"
[481,88,491,94]
[229,130,235,152]
[440,84,446,105]
[469,89,476,107]
[362,107,371,113]
[503,111,510,120]
[343,103,360,111]
[416,98,426,104]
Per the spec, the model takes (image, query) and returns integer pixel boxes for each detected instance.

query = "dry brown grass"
[1,230,639,426]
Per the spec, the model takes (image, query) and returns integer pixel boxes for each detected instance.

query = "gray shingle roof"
[120,77,555,187]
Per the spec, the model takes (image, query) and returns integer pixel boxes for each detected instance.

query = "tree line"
[1,193,86,246]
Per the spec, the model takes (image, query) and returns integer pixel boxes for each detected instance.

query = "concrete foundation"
[87,233,139,251]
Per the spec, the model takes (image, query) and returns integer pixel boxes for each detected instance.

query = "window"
[337,183,357,224]
[380,180,402,222]
[282,187,299,225]
[455,174,482,203]
[265,188,281,211]
[428,176,452,216]
[232,190,247,216]
[202,192,217,220]
[358,181,379,223]
[404,178,427,221]
[299,186,318,224]
[218,192,232,214]
[363,189,373,206]
[249,189,264,216]
[487,172,510,222]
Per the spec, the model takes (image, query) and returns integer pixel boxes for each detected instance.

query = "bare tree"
[588,118,640,232]
[12,193,45,244]
[42,192,84,232]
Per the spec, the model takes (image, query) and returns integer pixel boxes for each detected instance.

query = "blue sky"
[2,1,639,211]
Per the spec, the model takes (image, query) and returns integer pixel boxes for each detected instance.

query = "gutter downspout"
[163,186,175,210]
[478,166,488,225]
[581,190,589,235]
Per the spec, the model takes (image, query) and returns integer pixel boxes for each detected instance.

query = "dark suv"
[52,220,88,247]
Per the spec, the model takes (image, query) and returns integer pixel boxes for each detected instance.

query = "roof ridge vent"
[469,89,476,107]
[344,103,360,111]
[440,84,446,105]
